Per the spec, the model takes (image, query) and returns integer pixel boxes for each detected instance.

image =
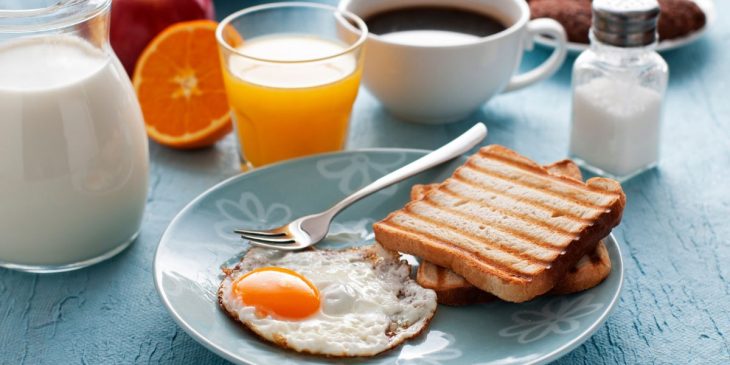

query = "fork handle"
[325,123,487,218]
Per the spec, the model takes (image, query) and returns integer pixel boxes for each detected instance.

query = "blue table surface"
[2,0,729,364]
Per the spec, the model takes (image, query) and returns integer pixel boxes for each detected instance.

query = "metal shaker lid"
[592,0,660,47]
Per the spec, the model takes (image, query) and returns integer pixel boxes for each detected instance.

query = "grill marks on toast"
[468,158,617,207]
[424,189,574,249]
[408,201,560,263]
[435,264,446,287]
[456,167,605,221]
[413,199,560,262]
[380,219,539,277]
[413,159,615,305]
[439,179,588,232]
[386,152,612,276]
[389,204,549,277]
[470,152,621,205]
[374,146,626,302]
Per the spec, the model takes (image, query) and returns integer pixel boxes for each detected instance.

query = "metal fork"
[235,123,487,251]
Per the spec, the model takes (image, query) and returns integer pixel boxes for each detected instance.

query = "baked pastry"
[529,0,593,44]
[657,0,707,41]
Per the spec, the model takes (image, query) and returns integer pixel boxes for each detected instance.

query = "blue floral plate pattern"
[154,149,624,365]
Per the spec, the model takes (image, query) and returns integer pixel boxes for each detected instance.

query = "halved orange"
[133,20,232,149]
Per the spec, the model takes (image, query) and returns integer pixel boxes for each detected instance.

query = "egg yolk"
[232,267,320,320]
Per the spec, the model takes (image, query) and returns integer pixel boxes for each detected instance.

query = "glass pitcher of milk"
[0,0,148,272]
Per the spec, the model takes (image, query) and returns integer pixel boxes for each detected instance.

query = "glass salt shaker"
[569,0,668,182]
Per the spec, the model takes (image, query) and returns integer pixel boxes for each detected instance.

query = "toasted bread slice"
[416,260,496,306]
[374,145,625,302]
[416,242,610,305]
[413,160,612,305]
[551,240,611,294]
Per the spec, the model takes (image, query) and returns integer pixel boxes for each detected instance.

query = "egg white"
[218,244,437,357]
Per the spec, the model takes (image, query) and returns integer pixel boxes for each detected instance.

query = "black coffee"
[365,6,508,42]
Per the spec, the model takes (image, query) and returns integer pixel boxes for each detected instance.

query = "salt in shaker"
[569,0,668,181]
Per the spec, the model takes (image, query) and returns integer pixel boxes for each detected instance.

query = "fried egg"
[218,244,437,357]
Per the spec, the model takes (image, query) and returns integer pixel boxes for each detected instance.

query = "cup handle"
[503,18,568,92]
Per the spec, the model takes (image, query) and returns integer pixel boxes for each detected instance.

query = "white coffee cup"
[338,0,568,124]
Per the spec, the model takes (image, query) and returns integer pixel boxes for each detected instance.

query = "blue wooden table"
[2,0,728,363]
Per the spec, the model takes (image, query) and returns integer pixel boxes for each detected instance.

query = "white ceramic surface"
[339,0,569,124]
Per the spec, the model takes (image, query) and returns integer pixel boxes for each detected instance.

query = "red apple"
[110,0,215,75]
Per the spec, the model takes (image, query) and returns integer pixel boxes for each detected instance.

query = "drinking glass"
[216,2,367,169]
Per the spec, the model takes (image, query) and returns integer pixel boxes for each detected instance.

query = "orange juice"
[222,35,362,167]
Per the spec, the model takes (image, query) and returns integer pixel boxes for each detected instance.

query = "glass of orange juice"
[216,2,367,169]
